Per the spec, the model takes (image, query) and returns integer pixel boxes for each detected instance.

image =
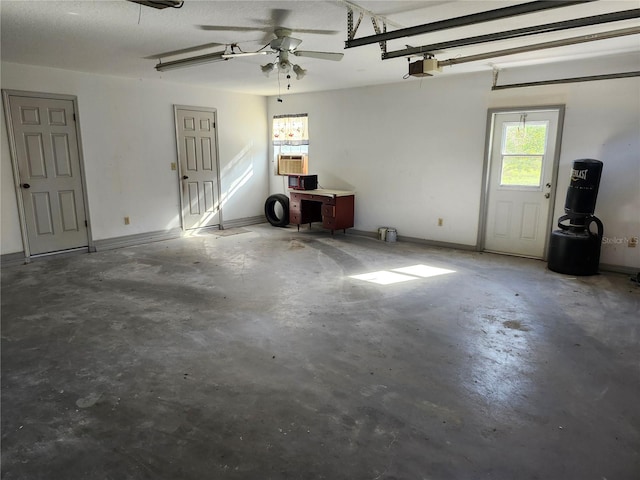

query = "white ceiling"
[1,0,639,96]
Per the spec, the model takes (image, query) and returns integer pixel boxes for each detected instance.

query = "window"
[273,114,309,175]
[500,119,548,187]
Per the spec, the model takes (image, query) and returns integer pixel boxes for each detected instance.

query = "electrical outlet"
[124,216,130,225]
[438,218,443,227]
[629,236,638,248]
[171,162,177,171]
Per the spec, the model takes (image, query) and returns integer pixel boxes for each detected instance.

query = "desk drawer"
[290,213,301,225]
[298,194,335,205]
[290,201,301,214]
[323,217,337,229]
[321,204,335,217]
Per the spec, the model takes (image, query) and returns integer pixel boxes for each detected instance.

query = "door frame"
[2,89,93,259]
[477,105,565,260]
[173,104,223,230]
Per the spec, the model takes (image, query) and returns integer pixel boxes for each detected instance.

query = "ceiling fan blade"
[144,42,224,60]
[198,25,271,33]
[291,28,341,36]
[270,9,292,28]
[293,50,344,61]
[262,9,291,45]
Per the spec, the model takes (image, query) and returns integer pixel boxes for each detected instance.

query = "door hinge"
[84,220,88,227]
[73,113,77,121]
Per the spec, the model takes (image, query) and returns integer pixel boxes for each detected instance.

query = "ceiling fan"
[154,9,343,80]
[222,28,344,80]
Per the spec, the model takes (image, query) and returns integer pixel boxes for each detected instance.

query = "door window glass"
[500,120,548,187]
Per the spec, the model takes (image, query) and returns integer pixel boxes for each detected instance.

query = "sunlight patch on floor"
[350,264,456,285]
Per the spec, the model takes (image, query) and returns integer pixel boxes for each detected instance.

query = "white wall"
[3,54,637,270]
[1,62,268,255]
[268,53,640,269]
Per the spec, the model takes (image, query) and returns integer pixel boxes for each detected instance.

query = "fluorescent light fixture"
[128,0,183,9]
[155,51,227,72]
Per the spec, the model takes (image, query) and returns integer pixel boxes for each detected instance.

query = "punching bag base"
[547,229,601,276]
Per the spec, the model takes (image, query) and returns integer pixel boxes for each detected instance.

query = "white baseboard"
[92,215,266,251]
[223,215,266,229]
[350,229,477,251]
[0,251,26,267]
[93,228,183,251]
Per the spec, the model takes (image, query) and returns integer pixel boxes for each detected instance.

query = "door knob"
[22,183,31,189]
[544,193,550,198]
[182,175,189,180]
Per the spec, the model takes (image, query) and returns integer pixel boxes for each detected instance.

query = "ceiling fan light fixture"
[261,63,275,77]
[278,60,291,73]
[293,64,307,80]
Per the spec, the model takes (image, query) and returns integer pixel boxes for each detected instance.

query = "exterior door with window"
[5,92,89,256]
[484,109,561,258]
[175,107,221,230]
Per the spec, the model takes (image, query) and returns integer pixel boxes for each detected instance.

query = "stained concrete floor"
[1,223,639,480]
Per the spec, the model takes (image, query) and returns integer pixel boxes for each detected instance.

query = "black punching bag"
[564,159,603,217]
[548,159,604,275]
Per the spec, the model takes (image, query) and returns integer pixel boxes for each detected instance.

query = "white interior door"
[175,107,221,230]
[6,94,88,255]
[484,109,561,258]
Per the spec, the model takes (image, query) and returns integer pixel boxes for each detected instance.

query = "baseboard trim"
[223,215,266,229]
[349,229,378,239]
[599,263,640,276]
[399,234,477,251]
[350,229,477,251]
[353,229,638,273]
[93,215,266,251]
[1,251,26,267]
[93,228,183,251]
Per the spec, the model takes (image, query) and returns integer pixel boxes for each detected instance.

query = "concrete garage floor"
[1,223,639,480]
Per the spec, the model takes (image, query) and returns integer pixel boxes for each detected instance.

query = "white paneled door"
[175,107,221,230]
[484,109,562,258]
[7,94,88,255]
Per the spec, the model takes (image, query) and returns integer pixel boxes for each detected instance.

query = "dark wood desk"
[289,189,355,234]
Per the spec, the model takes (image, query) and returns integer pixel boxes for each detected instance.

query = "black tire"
[264,194,290,227]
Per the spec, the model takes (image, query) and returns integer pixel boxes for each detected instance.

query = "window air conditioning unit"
[278,154,308,175]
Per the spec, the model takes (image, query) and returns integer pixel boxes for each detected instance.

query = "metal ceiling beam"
[384,8,640,60]
[492,71,640,90]
[344,0,596,49]
[337,0,404,30]
[437,26,640,67]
